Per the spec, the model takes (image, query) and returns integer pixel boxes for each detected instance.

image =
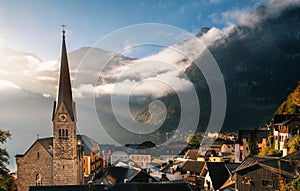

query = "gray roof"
[77,135,100,156]
[52,32,75,121]
[224,163,240,174]
[234,155,277,172]
[273,114,294,124]
[259,159,299,178]
[234,155,299,178]
[99,144,115,153]
[94,165,156,185]
[206,162,230,190]
[184,149,199,160]
[182,160,205,174]
[283,150,300,161]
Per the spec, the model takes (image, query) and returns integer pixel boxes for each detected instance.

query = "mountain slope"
[135,4,300,132]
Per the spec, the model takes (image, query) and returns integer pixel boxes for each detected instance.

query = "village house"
[76,135,103,181]
[203,162,231,191]
[182,160,206,190]
[233,155,299,191]
[272,107,300,156]
[93,160,157,185]
[129,154,151,169]
[110,150,129,165]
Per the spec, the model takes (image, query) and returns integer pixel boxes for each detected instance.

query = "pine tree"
[0,129,15,191]
[0,129,11,175]
[248,130,259,155]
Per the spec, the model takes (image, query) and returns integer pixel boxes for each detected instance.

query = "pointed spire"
[53,25,75,121]
[61,23,66,38]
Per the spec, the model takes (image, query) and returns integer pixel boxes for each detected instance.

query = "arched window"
[36,173,42,186]
[62,129,65,137]
[59,129,61,137]
[66,129,68,137]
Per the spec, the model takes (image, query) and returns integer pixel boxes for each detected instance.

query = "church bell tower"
[52,25,83,185]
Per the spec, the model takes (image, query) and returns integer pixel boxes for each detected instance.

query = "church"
[15,27,84,191]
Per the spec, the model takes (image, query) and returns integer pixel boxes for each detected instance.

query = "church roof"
[53,28,75,121]
[37,137,53,152]
[15,137,53,157]
[16,135,97,157]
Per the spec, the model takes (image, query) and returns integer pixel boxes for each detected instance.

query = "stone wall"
[16,141,53,191]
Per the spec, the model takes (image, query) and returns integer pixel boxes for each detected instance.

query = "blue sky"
[0,0,267,60]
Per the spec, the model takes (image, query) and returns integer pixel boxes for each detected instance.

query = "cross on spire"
[61,24,66,37]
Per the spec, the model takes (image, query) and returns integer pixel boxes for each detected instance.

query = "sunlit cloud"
[0,79,20,90]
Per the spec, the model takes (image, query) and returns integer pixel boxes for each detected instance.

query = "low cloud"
[210,0,300,28]
[209,7,253,26]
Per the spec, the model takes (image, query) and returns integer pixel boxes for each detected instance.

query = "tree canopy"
[0,129,11,175]
[276,81,300,114]
[0,129,16,191]
[186,134,200,145]
[288,135,300,154]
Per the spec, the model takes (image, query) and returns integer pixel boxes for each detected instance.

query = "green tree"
[258,146,281,157]
[248,130,259,155]
[288,135,300,154]
[276,81,300,114]
[0,129,15,191]
[186,134,200,145]
[0,129,11,175]
[284,176,300,191]
[0,174,16,191]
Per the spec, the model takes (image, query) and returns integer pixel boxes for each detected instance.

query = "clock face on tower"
[59,114,67,122]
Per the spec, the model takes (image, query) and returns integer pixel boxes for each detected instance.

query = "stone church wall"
[16,141,53,191]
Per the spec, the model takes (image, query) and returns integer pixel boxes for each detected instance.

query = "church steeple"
[52,25,75,121]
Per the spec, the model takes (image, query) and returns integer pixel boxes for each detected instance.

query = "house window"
[262,180,273,188]
[59,129,61,137]
[66,129,68,137]
[37,152,40,159]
